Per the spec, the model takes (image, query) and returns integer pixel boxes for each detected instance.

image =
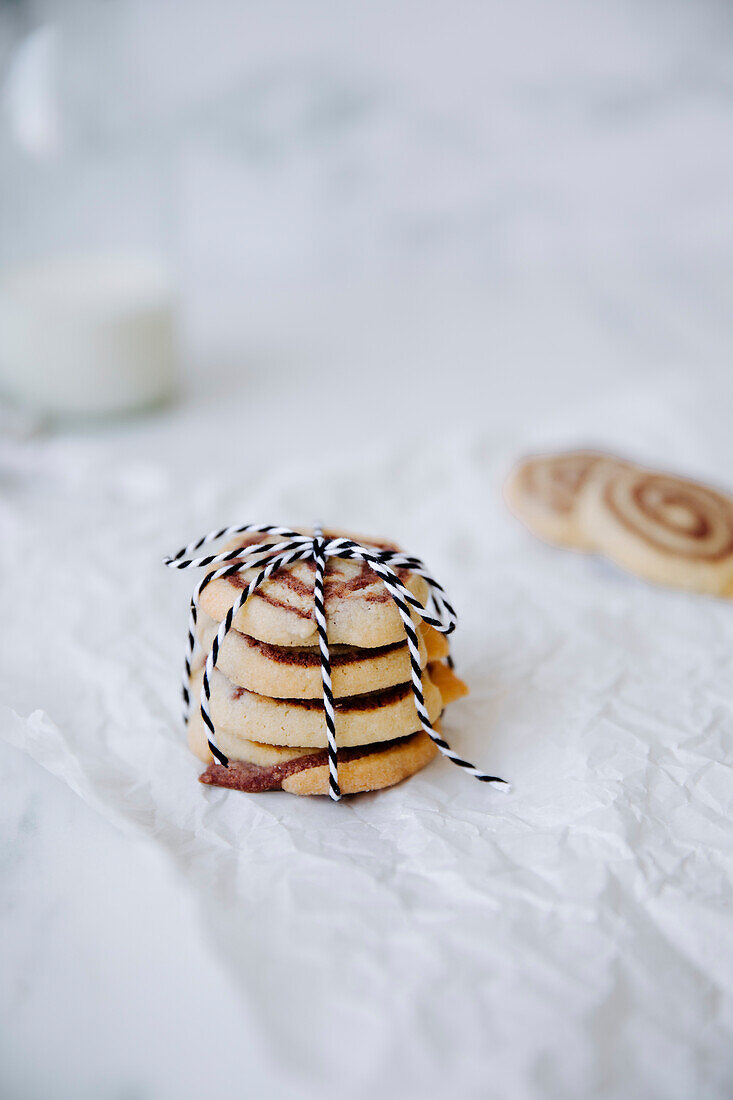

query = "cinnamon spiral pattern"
[506,448,733,596]
[504,450,623,549]
[583,466,733,594]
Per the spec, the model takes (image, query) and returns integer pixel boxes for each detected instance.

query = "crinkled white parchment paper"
[1,378,732,1100]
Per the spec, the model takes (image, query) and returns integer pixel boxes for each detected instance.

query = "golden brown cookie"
[187,708,320,766]
[504,450,626,549]
[188,708,440,796]
[428,660,470,705]
[195,611,431,699]
[282,730,439,796]
[189,665,444,749]
[191,720,439,796]
[579,463,733,595]
[198,528,429,647]
[421,624,451,662]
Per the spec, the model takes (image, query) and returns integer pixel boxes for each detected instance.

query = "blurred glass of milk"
[0,254,175,416]
[0,20,178,417]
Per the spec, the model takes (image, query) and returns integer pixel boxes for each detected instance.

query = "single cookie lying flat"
[579,462,733,595]
[504,450,626,549]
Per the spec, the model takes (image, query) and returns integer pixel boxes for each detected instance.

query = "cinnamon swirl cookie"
[187,714,440,796]
[504,450,626,549]
[580,465,733,595]
[190,664,447,749]
[198,528,430,647]
[195,611,449,699]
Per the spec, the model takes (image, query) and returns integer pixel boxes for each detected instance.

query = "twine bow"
[165,523,508,800]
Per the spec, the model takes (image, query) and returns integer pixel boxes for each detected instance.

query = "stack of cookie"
[505,449,733,596]
[186,530,469,796]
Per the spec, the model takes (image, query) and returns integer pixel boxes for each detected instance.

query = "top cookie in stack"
[187,529,469,795]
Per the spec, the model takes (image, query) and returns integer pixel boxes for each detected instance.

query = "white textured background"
[1,2,732,1099]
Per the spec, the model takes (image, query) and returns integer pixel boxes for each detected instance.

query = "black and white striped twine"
[165,523,509,800]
